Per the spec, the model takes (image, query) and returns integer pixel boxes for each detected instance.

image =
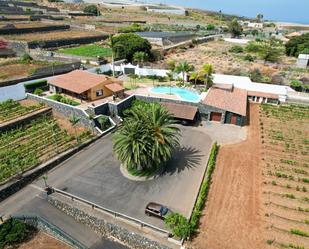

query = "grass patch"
[58,45,112,58]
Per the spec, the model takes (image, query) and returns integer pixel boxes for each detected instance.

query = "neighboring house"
[212,74,294,103]
[203,87,248,126]
[48,70,124,101]
[297,54,309,68]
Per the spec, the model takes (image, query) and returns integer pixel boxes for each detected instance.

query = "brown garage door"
[210,112,222,122]
[231,115,238,125]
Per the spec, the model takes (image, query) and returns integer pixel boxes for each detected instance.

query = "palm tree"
[133,51,148,68]
[113,103,180,172]
[175,61,193,84]
[107,35,124,77]
[201,64,214,89]
[166,71,174,95]
[189,71,202,88]
[69,114,81,143]
[256,13,264,23]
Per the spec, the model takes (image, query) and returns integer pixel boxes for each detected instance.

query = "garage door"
[231,115,238,125]
[210,112,222,122]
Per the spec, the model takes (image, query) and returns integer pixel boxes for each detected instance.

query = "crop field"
[0,99,45,124]
[58,44,112,58]
[260,104,309,249]
[0,114,93,184]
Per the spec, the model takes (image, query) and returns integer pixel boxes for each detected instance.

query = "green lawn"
[58,45,112,58]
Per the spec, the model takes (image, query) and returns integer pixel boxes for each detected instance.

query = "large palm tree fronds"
[113,102,180,171]
[175,61,193,84]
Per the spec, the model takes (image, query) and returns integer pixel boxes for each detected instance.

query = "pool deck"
[126,85,207,103]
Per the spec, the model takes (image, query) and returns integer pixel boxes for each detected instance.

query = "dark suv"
[145,202,171,219]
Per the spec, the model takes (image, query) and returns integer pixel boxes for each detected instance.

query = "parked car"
[145,202,172,219]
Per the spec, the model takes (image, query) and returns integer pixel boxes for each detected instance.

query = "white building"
[212,74,294,103]
[297,54,309,68]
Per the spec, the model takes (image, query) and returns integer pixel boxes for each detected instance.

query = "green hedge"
[48,94,80,106]
[190,142,219,233]
[24,80,47,91]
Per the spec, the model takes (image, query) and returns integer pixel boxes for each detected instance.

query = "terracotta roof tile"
[160,102,198,120]
[48,70,111,94]
[203,87,247,116]
[105,83,124,92]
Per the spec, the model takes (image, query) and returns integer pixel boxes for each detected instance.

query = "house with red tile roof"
[48,70,124,101]
[203,86,248,126]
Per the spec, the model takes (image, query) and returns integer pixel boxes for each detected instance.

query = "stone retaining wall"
[48,195,171,249]
[27,93,93,130]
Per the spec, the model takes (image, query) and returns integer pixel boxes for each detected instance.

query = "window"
[96,89,103,97]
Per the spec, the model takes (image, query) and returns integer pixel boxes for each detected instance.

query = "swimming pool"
[151,87,201,102]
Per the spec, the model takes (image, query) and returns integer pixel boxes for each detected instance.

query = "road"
[0,125,212,246]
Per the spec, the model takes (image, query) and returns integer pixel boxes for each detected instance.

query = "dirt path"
[190,104,266,249]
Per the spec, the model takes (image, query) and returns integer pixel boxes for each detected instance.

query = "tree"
[258,39,284,63]
[166,71,174,94]
[256,13,264,23]
[113,102,180,172]
[69,114,81,143]
[166,59,176,71]
[249,68,263,82]
[175,61,193,84]
[285,33,309,57]
[133,51,148,67]
[84,5,100,16]
[189,71,202,88]
[112,33,152,62]
[165,213,192,239]
[201,64,214,88]
[228,18,243,38]
[97,116,109,130]
[107,34,124,77]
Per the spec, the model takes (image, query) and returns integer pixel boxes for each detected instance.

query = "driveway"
[37,125,212,229]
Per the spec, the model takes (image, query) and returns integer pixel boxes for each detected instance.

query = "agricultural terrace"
[0,99,45,124]
[0,113,93,184]
[58,45,112,58]
[260,104,309,249]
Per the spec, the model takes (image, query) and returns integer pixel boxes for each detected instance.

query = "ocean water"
[151,0,309,24]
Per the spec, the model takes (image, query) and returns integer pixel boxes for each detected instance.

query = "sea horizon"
[149,0,309,25]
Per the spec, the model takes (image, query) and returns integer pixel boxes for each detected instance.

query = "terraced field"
[0,113,93,184]
[0,99,45,124]
[260,104,309,249]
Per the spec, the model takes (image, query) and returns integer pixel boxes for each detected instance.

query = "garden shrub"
[33,88,43,95]
[0,218,36,248]
[165,213,192,239]
[49,94,80,106]
[243,54,255,62]
[190,142,219,233]
[229,45,244,53]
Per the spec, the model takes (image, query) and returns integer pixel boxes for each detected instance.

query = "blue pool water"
[151,87,200,102]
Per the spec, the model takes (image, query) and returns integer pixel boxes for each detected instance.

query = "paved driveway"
[42,125,213,229]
